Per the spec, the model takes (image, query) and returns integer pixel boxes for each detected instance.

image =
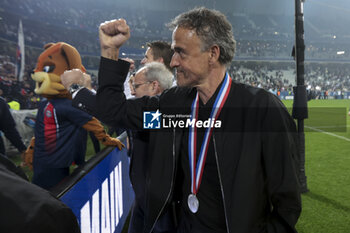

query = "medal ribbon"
[188,73,232,195]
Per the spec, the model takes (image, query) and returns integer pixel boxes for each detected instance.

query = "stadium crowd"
[1,0,350,107]
[0,55,39,109]
[1,0,350,60]
[1,49,350,111]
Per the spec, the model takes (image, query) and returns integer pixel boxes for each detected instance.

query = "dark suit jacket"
[0,154,80,233]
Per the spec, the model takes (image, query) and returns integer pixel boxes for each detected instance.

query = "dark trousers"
[32,166,69,190]
[128,201,144,233]
[128,200,177,233]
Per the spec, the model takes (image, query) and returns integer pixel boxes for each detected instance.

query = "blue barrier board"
[60,148,134,233]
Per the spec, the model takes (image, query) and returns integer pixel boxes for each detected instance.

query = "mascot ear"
[81,65,86,73]
[44,43,55,50]
[60,43,82,70]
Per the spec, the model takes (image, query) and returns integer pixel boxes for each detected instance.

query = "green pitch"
[283,99,350,233]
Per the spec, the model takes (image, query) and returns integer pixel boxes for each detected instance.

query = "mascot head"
[31,42,85,99]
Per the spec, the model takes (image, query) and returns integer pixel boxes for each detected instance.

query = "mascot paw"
[102,137,125,150]
[22,148,34,170]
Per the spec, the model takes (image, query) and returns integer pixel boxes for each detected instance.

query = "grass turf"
[283,99,350,233]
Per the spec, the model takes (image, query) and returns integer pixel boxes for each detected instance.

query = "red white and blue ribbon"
[188,72,232,195]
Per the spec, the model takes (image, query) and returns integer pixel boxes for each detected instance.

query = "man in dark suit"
[62,7,301,233]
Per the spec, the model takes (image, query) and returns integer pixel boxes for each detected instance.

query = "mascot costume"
[25,42,124,190]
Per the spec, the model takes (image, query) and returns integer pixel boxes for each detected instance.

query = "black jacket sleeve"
[72,57,130,118]
[95,57,160,129]
[72,88,98,116]
[0,98,26,153]
[262,94,301,233]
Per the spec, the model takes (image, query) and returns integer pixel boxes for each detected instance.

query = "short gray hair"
[143,62,173,90]
[167,7,236,67]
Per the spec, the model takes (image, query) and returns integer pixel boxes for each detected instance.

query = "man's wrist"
[101,47,119,61]
[69,83,84,96]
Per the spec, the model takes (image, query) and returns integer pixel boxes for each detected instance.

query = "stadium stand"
[1,0,350,107]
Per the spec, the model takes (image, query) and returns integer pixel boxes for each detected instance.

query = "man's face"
[130,69,155,98]
[170,27,211,87]
[140,47,154,65]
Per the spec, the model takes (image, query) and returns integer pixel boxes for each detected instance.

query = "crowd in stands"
[1,47,350,111]
[229,61,350,100]
[0,55,40,109]
[304,63,350,99]
[1,0,350,60]
[229,62,294,96]
[1,0,350,108]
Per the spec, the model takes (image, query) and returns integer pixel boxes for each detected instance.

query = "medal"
[188,73,232,214]
[188,193,199,213]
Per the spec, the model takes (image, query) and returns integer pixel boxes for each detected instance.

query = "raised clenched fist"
[99,19,130,60]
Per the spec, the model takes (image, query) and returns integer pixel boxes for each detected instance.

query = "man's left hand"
[61,69,85,90]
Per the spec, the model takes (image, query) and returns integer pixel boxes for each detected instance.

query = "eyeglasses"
[132,81,151,90]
